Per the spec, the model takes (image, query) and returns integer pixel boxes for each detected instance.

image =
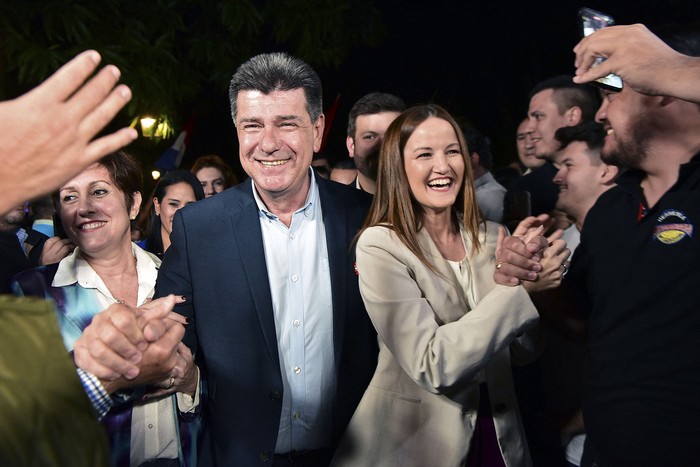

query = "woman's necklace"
[113,272,136,304]
[111,256,137,305]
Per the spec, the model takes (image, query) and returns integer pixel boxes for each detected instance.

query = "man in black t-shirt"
[497,24,700,467]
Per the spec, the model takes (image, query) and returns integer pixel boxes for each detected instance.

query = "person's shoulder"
[594,183,628,210]
[481,219,502,237]
[584,184,627,229]
[480,178,507,194]
[462,220,500,256]
[357,224,395,248]
[508,171,533,192]
[180,180,254,221]
[319,176,371,198]
[317,176,372,212]
[11,263,60,296]
[491,179,507,193]
[13,263,59,281]
[134,243,161,267]
[516,161,555,183]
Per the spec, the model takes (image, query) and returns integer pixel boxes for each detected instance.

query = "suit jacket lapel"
[317,177,348,367]
[228,180,281,371]
[465,225,495,304]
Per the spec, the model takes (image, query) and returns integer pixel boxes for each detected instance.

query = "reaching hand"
[573,24,698,100]
[0,50,137,214]
[39,237,74,265]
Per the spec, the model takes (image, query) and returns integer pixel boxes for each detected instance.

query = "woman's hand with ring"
[144,343,199,399]
[523,239,571,293]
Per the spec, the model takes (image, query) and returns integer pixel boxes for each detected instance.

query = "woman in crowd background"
[190,154,238,197]
[146,169,204,257]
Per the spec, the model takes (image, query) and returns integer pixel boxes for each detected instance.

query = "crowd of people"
[1,20,700,467]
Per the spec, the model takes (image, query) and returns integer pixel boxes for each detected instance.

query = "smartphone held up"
[578,7,623,91]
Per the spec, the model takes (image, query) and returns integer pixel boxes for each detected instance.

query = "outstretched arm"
[0,50,137,214]
[573,24,700,102]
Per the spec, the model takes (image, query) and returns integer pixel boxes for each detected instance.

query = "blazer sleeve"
[509,322,543,366]
[356,226,539,395]
[156,210,197,351]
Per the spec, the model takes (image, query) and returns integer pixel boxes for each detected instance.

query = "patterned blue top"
[12,244,200,466]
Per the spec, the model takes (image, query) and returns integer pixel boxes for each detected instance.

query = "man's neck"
[356,173,376,195]
[640,142,700,208]
[641,174,675,209]
[255,173,312,228]
[637,103,700,207]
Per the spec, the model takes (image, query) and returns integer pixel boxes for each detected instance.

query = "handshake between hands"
[73,295,198,399]
[495,214,571,293]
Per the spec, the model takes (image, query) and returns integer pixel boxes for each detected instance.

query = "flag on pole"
[155,114,195,172]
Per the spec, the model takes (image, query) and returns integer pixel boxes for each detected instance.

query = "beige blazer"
[332,221,539,467]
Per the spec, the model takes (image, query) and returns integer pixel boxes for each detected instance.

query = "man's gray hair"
[228,52,323,125]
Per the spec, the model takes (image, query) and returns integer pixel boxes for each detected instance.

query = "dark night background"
[185,0,700,180]
[2,1,697,182]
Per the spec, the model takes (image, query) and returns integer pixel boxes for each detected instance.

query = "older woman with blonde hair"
[333,105,569,466]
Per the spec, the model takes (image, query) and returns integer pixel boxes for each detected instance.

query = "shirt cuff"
[176,366,201,413]
[76,367,113,420]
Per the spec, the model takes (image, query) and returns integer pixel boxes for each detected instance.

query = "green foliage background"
[0,0,384,128]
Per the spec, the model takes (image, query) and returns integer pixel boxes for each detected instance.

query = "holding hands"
[495,215,571,291]
[144,343,199,400]
[73,294,198,397]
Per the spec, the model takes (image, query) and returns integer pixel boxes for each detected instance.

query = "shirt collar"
[251,167,318,222]
[617,151,700,191]
[53,243,160,300]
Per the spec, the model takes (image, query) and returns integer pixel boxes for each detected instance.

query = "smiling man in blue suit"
[155,53,378,466]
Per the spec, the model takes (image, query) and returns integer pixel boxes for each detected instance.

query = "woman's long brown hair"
[356,104,483,274]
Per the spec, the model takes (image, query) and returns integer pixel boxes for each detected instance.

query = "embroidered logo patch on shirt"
[653,209,693,244]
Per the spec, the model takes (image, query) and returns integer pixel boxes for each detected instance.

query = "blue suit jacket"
[155,174,378,466]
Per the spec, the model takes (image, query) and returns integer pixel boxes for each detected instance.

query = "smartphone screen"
[578,7,623,91]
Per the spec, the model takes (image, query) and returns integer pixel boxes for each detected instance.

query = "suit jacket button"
[259,451,270,461]
[270,390,281,400]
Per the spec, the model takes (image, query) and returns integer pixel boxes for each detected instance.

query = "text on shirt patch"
[653,209,694,244]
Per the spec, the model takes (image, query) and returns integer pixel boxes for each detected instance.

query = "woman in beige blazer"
[333,105,569,467]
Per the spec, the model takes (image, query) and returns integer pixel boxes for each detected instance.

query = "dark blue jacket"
[155,174,378,466]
